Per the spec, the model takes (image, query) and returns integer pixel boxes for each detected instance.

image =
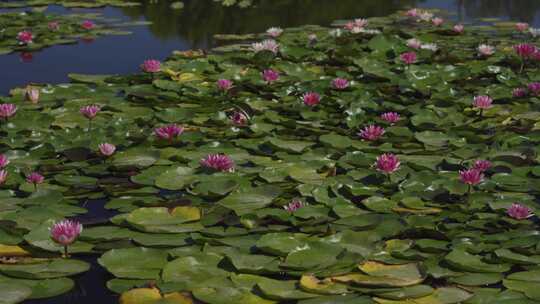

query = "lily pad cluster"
[0,10,133,55]
[0,1,140,9]
[1,8,540,304]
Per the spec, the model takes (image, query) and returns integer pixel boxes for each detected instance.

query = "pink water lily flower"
[266,27,283,38]
[154,124,184,141]
[514,43,538,59]
[407,38,422,49]
[533,50,540,61]
[344,21,357,31]
[513,87,527,97]
[528,82,540,95]
[400,52,417,65]
[140,59,161,73]
[381,112,400,124]
[17,31,33,44]
[98,143,116,157]
[507,203,533,220]
[80,105,101,120]
[230,111,248,126]
[376,153,400,174]
[0,154,9,168]
[353,18,369,28]
[0,104,17,120]
[473,95,493,109]
[431,17,444,26]
[283,199,306,212]
[472,160,492,172]
[453,24,464,34]
[302,92,321,106]
[50,219,82,257]
[81,20,95,30]
[359,125,385,141]
[25,86,40,104]
[331,78,349,90]
[405,8,419,18]
[345,18,368,31]
[27,172,44,186]
[516,22,530,32]
[217,79,233,92]
[200,154,235,172]
[262,69,280,84]
[0,170,7,185]
[48,21,60,31]
[477,44,495,56]
[459,169,483,185]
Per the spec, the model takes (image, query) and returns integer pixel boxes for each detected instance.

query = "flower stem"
[63,245,69,258]
[520,61,525,74]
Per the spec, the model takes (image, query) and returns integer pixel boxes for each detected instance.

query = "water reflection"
[121,0,418,47]
[120,0,540,48]
[19,52,33,63]
[460,0,540,23]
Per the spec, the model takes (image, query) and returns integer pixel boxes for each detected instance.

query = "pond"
[1,0,540,94]
[0,0,540,304]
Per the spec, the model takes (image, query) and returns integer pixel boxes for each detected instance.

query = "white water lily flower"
[251,39,279,54]
[266,27,283,38]
[477,44,495,56]
[351,27,380,35]
[361,28,381,35]
[529,27,540,37]
[407,38,422,49]
[329,29,342,37]
[421,43,439,51]
[419,12,434,22]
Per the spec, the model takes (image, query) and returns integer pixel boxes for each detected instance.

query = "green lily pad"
[98,247,169,280]
[126,207,202,233]
[0,259,89,279]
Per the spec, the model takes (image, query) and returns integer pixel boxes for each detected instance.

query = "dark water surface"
[0,0,538,303]
[1,0,540,95]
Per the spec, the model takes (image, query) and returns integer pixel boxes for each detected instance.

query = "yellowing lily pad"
[300,275,349,295]
[0,245,31,257]
[119,288,193,304]
[332,261,425,288]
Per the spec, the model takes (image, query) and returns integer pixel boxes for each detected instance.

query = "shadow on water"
[23,255,118,304]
